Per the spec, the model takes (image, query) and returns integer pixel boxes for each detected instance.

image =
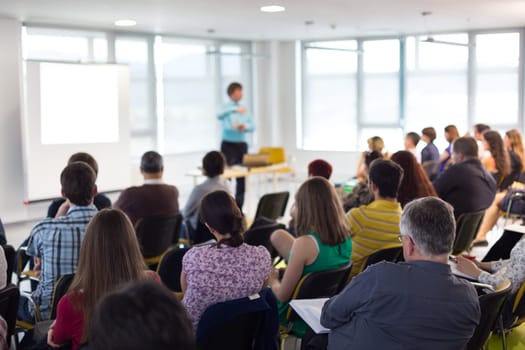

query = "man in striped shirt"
[347,159,404,277]
[18,162,98,323]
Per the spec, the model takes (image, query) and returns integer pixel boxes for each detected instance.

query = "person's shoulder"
[242,243,271,258]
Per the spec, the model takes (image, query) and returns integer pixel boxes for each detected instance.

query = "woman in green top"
[268,176,352,337]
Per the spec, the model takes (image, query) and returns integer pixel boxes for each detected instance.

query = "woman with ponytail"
[181,190,273,329]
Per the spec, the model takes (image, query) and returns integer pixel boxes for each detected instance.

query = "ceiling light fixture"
[260,5,285,13]
[114,19,137,27]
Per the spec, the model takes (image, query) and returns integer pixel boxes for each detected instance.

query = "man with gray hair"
[320,197,480,350]
[115,151,179,225]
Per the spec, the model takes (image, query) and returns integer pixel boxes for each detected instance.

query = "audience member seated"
[181,191,272,329]
[114,151,179,225]
[90,281,196,350]
[438,125,459,173]
[342,151,382,212]
[18,162,98,323]
[355,136,385,183]
[182,151,230,240]
[307,159,333,180]
[390,151,437,208]
[321,197,480,350]
[346,159,403,276]
[420,127,440,164]
[433,137,497,218]
[47,152,111,218]
[0,316,7,350]
[404,131,420,163]
[473,123,491,159]
[473,129,525,246]
[47,209,159,350]
[268,177,351,337]
[481,130,512,189]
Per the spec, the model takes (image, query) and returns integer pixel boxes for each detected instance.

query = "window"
[474,32,520,126]
[405,34,469,150]
[302,41,358,151]
[158,39,218,153]
[115,37,156,156]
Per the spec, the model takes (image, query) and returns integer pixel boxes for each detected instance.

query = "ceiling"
[1,0,525,40]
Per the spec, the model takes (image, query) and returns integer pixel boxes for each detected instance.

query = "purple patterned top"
[182,243,273,329]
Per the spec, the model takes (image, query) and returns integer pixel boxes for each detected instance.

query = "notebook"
[289,298,331,334]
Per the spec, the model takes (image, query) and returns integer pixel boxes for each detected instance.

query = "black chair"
[244,223,286,260]
[453,210,485,255]
[3,245,15,283]
[196,289,278,350]
[49,274,75,320]
[0,284,19,347]
[135,213,183,266]
[191,218,215,245]
[156,246,190,293]
[254,192,289,220]
[467,279,511,350]
[363,246,403,269]
[285,263,353,328]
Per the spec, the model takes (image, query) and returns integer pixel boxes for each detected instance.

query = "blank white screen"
[40,64,119,144]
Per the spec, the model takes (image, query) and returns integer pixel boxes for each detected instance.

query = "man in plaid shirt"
[17,162,98,322]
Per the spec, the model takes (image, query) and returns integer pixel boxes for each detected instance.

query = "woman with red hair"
[390,151,437,208]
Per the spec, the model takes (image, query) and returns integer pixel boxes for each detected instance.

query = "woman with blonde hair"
[47,209,158,350]
[505,129,525,172]
[268,177,352,338]
[356,136,385,183]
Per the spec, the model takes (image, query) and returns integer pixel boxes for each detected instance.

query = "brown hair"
[227,82,242,97]
[453,137,478,159]
[68,152,99,176]
[390,151,438,208]
[421,127,437,142]
[200,191,244,247]
[60,162,96,206]
[506,129,525,172]
[294,177,348,245]
[307,159,333,180]
[444,125,459,143]
[202,151,226,178]
[484,130,511,177]
[68,209,146,342]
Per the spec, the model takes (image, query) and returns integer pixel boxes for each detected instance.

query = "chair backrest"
[363,246,403,269]
[254,192,289,221]
[134,214,183,258]
[287,263,352,323]
[244,223,286,259]
[0,284,19,345]
[196,289,278,350]
[50,274,76,320]
[3,245,15,282]
[453,210,485,255]
[156,247,190,292]
[510,280,525,327]
[467,279,512,350]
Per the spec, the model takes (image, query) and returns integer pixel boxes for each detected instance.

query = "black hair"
[227,82,242,97]
[364,151,384,168]
[453,137,478,159]
[203,151,226,178]
[60,162,96,206]
[368,159,404,199]
[140,151,163,174]
[200,191,244,247]
[90,281,196,350]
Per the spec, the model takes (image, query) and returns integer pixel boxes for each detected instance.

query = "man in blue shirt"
[217,82,254,210]
[17,162,98,323]
[321,197,480,350]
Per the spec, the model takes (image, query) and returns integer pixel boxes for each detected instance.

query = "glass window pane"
[115,39,149,78]
[363,40,399,73]
[93,38,108,62]
[475,72,519,125]
[305,41,358,75]
[358,128,404,155]
[131,135,156,158]
[362,40,399,125]
[476,33,520,68]
[221,45,242,76]
[24,34,89,61]
[406,34,469,70]
[302,77,356,151]
[160,40,218,153]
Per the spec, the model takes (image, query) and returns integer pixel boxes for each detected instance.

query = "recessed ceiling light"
[260,5,285,13]
[114,19,137,27]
